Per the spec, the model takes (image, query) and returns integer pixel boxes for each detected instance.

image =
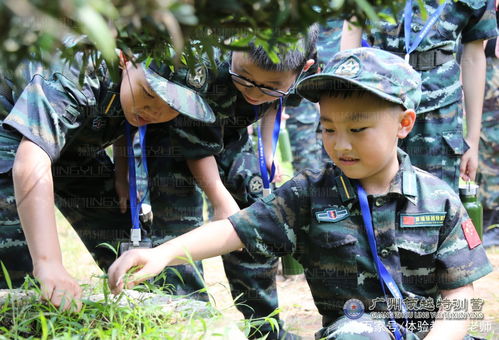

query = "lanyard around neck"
[403,0,447,61]
[254,97,283,197]
[356,183,408,340]
[125,122,148,232]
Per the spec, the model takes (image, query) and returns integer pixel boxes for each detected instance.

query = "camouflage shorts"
[399,101,467,193]
[477,57,499,211]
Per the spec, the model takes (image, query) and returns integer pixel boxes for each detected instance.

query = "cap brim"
[143,66,215,123]
[296,73,405,107]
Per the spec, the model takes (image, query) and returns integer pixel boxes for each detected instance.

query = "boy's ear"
[397,109,416,139]
[302,59,315,72]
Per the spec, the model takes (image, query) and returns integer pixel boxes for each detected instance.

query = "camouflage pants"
[477,57,499,212]
[399,101,467,193]
[286,101,324,173]
[146,130,280,321]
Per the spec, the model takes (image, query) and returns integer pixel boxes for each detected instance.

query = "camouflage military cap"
[142,62,215,123]
[296,47,422,110]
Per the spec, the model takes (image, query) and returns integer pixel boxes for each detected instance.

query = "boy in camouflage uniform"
[109,48,492,340]
[342,0,498,192]
[0,51,215,309]
[141,29,317,340]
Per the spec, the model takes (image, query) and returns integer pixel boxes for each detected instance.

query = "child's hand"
[33,261,82,311]
[108,248,165,294]
[271,162,285,184]
[460,141,478,181]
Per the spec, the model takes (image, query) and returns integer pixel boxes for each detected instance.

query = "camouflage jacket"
[229,149,492,322]
[0,53,125,172]
[369,0,498,113]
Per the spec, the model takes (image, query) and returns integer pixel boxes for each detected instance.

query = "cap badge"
[334,57,361,78]
[186,64,207,89]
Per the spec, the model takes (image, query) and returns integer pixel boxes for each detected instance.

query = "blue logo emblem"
[343,299,365,319]
[315,206,349,223]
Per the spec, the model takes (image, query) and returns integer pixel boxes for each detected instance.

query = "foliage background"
[0,0,406,81]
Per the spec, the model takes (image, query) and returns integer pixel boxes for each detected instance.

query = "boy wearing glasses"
[140,27,317,340]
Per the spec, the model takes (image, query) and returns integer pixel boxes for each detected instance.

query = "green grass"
[0,209,277,339]
[0,276,230,339]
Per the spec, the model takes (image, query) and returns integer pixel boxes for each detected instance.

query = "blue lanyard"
[356,183,408,340]
[125,122,148,230]
[404,0,447,60]
[254,98,283,196]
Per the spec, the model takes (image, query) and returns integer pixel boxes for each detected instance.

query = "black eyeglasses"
[228,69,291,98]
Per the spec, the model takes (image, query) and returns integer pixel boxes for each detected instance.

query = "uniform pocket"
[442,130,468,157]
[306,223,359,288]
[224,151,262,207]
[397,228,439,292]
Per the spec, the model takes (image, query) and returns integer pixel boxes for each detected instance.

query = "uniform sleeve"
[460,0,498,43]
[169,117,224,159]
[435,194,493,290]
[228,174,310,259]
[3,58,98,163]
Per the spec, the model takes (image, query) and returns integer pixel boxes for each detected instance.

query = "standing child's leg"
[399,102,465,192]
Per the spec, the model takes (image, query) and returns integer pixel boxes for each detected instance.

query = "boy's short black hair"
[247,24,319,74]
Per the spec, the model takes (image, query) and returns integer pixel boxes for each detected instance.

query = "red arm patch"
[462,219,481,249]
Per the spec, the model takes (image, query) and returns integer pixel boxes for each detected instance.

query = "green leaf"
[39,311,48,340]
[170,4,198,26]
[76,5,117,62]
[379,13,397,25]
[416,0,428,20]
[96,242,119,256]
[0,261,12,289]
[329,0,345,11]
[354,0,379,22]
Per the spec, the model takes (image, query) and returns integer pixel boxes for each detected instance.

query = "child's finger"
[108,251,141,292]
[40,282,55,303]
[126,265,156,289]
[459,158,469,180]
[119,196,128,213]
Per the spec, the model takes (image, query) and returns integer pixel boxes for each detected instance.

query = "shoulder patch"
[462,218,481,249]
[315,206,349,223]
[248,175,263,194]
[400,212,446,228]
[186,65,207,89]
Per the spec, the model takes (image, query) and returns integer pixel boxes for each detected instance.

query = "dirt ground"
[58,216,499,339]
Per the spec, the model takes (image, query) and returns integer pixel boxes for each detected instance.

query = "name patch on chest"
[400,212,446,228]
[315,206,349,223]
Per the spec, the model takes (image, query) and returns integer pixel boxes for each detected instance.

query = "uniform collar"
[333,148,418,205]
[334,171,357,203]
[388,148,418,204]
